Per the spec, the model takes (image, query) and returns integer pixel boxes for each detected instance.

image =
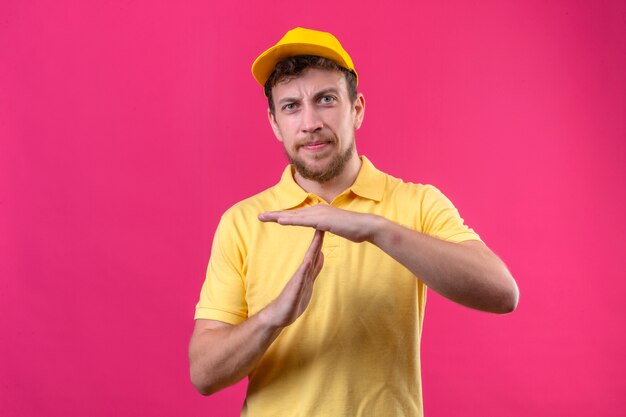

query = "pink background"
[1,1,625,416]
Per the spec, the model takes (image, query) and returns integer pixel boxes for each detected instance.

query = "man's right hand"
[190,229,325,395]
[261,229,325,328]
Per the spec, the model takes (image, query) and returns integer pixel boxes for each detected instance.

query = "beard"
[284,135,355,184]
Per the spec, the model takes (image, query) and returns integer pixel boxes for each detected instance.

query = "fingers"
[310,231,324,272]
[259,211,312,226]
[309,229,325,255]
[258,211,281,222]
[258,207,323,227]
[296,230,325,279]
[258,210,295,223]
[304,230,324,270]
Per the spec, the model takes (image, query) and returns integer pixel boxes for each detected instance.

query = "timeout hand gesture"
[258,204,379,243]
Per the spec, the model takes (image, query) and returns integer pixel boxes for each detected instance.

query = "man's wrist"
[256,302,286,333]
[365,214,388,245]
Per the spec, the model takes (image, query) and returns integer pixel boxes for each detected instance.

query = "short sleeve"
[194,213,248,324]
[419,185,482,243]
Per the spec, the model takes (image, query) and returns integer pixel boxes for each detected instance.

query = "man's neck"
[293,155,362,204]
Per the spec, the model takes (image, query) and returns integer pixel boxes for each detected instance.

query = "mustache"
[297,134,337,148]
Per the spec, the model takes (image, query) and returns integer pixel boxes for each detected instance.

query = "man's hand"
[260,204,518,314]
[259,205,378,243]
[189,229,326,395]
[262,229,326,329]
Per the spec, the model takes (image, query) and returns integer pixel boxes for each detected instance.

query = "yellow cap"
[251,27,358,87]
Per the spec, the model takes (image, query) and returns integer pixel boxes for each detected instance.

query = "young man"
[190,27,518,416]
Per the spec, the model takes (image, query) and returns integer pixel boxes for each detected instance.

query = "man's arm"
[370,218,518,313]
[259,206,518,314]
[189,230,325,395]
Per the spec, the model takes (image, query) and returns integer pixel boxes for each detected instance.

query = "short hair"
[264,55,358,115]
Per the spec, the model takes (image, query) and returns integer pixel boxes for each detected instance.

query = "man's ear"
[267,109,284,142]
[353,93,366,130]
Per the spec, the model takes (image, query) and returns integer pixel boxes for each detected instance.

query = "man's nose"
[301,105,324,133]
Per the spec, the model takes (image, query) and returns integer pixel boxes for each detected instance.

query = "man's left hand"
[259,205,380,243]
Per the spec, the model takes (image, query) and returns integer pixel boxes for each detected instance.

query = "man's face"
[268,68,365,183]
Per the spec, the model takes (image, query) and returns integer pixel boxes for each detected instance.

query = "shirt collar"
[272,155,386,209]
[273,165,310,210]
[349,156,386,202]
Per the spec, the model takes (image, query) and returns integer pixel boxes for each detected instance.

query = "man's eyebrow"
[314,88,340,98]
[277,96,301,106]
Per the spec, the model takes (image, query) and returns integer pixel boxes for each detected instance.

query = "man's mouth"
[299,139,334,151]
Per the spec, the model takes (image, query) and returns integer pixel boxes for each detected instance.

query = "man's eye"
[320,96,335,104]
[283,103,296,111]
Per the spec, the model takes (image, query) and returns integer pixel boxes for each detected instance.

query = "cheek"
[337,115,355,134]
[277,116,298,134]
[272,118,293,143]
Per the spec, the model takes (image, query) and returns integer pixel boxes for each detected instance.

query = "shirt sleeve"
[419,184,482,243]
[194,212,248,324]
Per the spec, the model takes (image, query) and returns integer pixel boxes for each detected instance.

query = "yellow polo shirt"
[195,156,480,417]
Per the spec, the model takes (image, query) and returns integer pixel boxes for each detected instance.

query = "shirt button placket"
[324,231,339,259]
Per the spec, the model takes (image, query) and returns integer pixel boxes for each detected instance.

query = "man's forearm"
[368,215,518,313]
[189,309,283,395]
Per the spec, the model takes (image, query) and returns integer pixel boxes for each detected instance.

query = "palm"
[259,205,374,243]
[268,230,325,327]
